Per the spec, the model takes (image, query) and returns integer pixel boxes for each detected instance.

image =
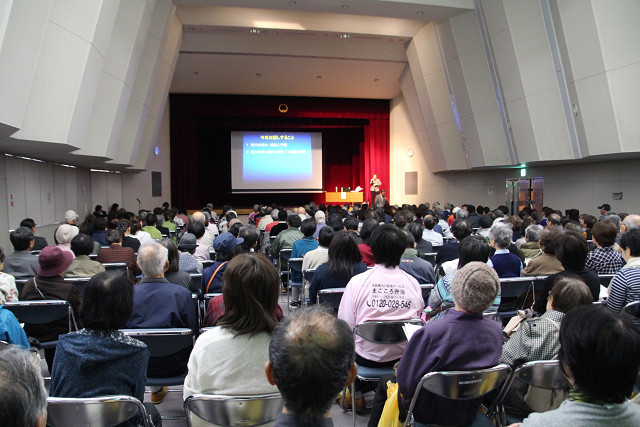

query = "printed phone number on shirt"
[366,299,412,309]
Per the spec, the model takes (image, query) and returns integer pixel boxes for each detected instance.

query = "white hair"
[137,242,168,277]
[0,346,47,426]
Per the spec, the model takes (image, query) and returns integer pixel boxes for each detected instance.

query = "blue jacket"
[290,237,319,283]
[0,306,29,348]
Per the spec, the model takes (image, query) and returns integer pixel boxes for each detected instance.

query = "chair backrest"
[483,312,501,322]
[623,300,640,319]
[14,278,29,298]
[499,277,534,299]
[102,262,128,277]
[317,287,345,309]
[288,257,303,274]
[303,269,315,284]
[599,274,615,287]
[65,277,92,297]
[5,300,76,331]
[420,284,434,302]
[532,276,548,292]
[406,364,511,426]
[420,252,438,266]
[184,393,283,427]
[120,328,194,357]
[201,260,215,270]
[278,249,292,273]
[190,273,203,296]
[46,395,150,427]
[354,319,424,345]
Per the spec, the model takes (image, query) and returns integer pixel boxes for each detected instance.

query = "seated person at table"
[518,305,640,426]
[500,275,592,417]
[50,271,161,426]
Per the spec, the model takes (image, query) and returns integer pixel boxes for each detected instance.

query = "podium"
[325,192,363,204]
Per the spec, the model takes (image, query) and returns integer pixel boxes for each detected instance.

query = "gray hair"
[489,223,513,249]
[622,214,640,231]
[0,345,47,427]
[525,224,542,242]
[271,209,280,220]
[137,242,168,277]
[192,211,206,223]
[602,214,621,228]
[455,209,468,219]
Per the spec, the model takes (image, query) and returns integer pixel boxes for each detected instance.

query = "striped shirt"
[586,246,625,274]
[606,259,640,313]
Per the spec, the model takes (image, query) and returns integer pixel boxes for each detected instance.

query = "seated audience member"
[357,218,379,266]
[521,229,564,276]
[312,209,327,239]
[326,212,345,232]
[4,227,39,279]
[309,230,367,306]
[400,230,436,284]
[94,204,107,218]
[201,232,244,295]
[184,254,279,404]
[0,345,47,427]
[289,218,319,307]
[188,221,210,261]
[257,207,274,231]
[162,210,177,233]
[177,233,202,274]
[422,214,443,247]
[55,223,80,257]
[64,234,105,277]
[344,216,363,244]
[264,209,280,233]
[96,229,140,282]
[303,226,333,275]
[0,288,29,347]
[159,238,193,291]
[435,219,473,265]
[582,214,596,240]
[192,212,215,248]
[269,209,289,237]
[477,214,493,239]
[141,213,162,240]
[50,271,161,426]
[338,224,423,368]
[369,262,502,427]
[117,219,141,253]
[64,209,79,226]
[125,242,197,404]
[19,218,48,251]
[518,305,640,426]
[92,216,108,246]
[228,221,242,238]
[238,225,260,252]
[533,231,600,314]
[429,235,500,320]
[606,228,640,314]
[0,247,19,303]
[500,276,593,417]
[21,246,80,370]
[586,220,625,274]
[266,306,357,427]
[489,223,523,277]
[407,221,432,254]
[518,224,542,264]
[130,215,153,246]
[270,214,304,258]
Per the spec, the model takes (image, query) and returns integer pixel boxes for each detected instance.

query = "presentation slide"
[230,131,323,193]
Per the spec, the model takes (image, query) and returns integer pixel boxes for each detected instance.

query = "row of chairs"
[45,392,284,427]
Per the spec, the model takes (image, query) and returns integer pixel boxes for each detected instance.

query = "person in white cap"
[55,224,80,258]
[64,210,79,225]
[312,210,326,240]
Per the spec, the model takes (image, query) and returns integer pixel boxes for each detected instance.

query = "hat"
[450,262,500,314]
[55,224,79,244]
[228,218,242,228]
[64,210,78,222]
[37,246,74,277]
[315,210,326,223]
[598,204,611,211]
[178,233,197,250]
[213,232,244,254]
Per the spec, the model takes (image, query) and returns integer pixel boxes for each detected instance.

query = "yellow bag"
[378,381,402,427]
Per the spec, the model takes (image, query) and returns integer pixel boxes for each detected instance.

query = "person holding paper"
[369,173,381,204]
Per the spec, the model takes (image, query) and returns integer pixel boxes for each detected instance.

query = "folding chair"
[46,395,151,427]
[287,257,304,307]
[497,277,535,322]
[317,287,345,310]
[120,328,194,386]
[404,364,511,427]
[419,284,434,302]
[599,273,615,288]
[184,393,283,427]
[623,300,640,325]
[102,262,128,277]
[532,276,548,293]
[277,249,292,290]
[65,277,92,297]
[202,292,223,325]
[419,252,438,267]
[349,319,424,426]
[14,278,29,298]
[201,260,215,270]
[5,300,78,349]
[190,273,203,297]
[489,360,570,426]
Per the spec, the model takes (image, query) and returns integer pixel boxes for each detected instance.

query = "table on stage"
[324,192,364,204]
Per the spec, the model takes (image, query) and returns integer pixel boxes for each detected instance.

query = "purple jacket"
[397,309,502,425]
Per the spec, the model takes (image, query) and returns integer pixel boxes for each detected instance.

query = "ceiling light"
[417,11,424,15]
[250,29,261,34]
[256,73,262,78]
[342,4,349,9]
[339,34,350,39]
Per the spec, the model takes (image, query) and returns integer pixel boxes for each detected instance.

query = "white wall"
[390,93,640,215]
